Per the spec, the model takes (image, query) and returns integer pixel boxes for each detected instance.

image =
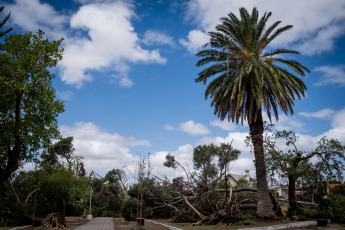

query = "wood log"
[215,187,257,193]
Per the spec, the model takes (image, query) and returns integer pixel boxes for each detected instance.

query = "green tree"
[193,144,219,185]
[260,126,345,212]
[195,7,309,218]
[0,30,64,197]
[39,164,89,225]
[41,136,83,173]
[0,6,12,38]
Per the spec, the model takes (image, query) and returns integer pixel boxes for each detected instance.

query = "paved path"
[74,217,114,230]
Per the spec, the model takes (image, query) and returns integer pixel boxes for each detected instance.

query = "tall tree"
[0,30,64,198]
[195,7,309,218]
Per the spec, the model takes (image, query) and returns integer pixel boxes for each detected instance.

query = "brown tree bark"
[249,111,275,219]
[288,175,298,211]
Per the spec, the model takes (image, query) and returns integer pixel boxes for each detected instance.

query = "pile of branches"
[41,212,67,229]
[149,174,267,226]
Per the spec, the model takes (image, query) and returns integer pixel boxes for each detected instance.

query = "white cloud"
[314,65,345,86]
[321,108,345,143]
[199,131,250,154]
[59,1,166,88]
[111,75,134,88]
[179,29,209,53]
[210,120,236,131]
[297,25,344,55]
[59,122,151,174]
[182,0,345,55]
[142,30,175,47]
[299,108,335,119]
[7,0,68,39]
[180,120,210,136]
[164,124,175,131]
[8,0,167,88]
[56,107,345,179]
[262,113,305,132]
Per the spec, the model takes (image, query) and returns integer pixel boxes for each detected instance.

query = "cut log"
[215,187,258,193]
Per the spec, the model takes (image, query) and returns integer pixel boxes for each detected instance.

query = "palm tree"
[195,7,309,219]
[0,6,12,38]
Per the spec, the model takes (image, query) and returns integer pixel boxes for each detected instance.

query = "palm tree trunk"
[249,111,275,219]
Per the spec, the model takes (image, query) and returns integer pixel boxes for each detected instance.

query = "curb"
[146,219,183,230]
[10,226,33,230]
[239,221,317,230]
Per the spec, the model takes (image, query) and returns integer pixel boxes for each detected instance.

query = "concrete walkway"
[74,217,114,230]
[238,221,317,230]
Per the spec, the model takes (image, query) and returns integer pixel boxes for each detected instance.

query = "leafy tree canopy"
[0,30,64,195]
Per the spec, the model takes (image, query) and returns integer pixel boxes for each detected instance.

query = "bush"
[315,194,345,223]
[121,197,138,221]
[328,194,345,223]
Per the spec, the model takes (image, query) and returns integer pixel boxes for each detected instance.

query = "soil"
[33,216,88,229]
[153,219,345,230]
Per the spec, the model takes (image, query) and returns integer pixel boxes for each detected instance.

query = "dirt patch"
[151,219,345,230]
[33,216,88,229]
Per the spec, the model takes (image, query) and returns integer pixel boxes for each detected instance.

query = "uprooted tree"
[159,143,265,225]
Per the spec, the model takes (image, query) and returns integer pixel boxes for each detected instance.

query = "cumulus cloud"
[210,120,236,131]
[321,108,345,143]
[6,0,68,39]
[314,65,345,86]
[59,122,151,174]
[142,30,175,47]
[59,1,166,88]
[180,120,210,136]
[57,121,194,178]
[179,29,209,53]
[262,113,305,132]
[163,108,345,178]
[8,0,167,88]
[299,108,336,119]
[182,0,345,55]
[56,107,345,179]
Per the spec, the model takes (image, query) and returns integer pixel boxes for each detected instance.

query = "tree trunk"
[0,93,22,199]
[249,111,275,219]
[288,175,298,212]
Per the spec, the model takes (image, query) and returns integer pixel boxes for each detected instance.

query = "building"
[271,185,302,199]
[228,169,252,187]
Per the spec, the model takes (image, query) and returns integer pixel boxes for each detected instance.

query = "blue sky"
[3,0,345,179]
